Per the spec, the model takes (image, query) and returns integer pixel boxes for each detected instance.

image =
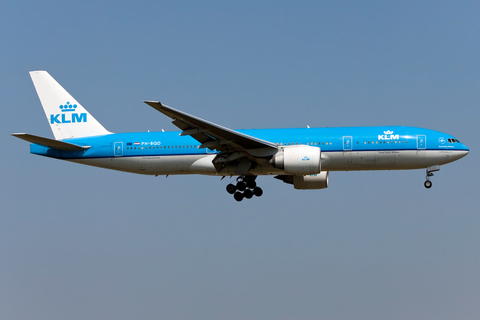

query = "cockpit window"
[448,138,461,143]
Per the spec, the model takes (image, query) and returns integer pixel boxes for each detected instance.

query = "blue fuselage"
[30,126,469,176]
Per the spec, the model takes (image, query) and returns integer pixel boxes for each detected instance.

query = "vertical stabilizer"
[30,71,111,140]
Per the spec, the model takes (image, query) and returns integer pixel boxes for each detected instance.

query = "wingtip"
[144,101,166,109]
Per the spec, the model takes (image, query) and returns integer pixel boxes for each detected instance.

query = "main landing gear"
[424,165,440,189]
[226,176,263,201]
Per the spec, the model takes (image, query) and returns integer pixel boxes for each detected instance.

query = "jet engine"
[274,171,329,190]
[270,145,321,175]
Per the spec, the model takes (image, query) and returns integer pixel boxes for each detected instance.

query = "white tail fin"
[30,71,111,140]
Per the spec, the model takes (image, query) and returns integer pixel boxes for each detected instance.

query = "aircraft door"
[114,142,123,156]
[417,135,426,149]
[343,136,352,151]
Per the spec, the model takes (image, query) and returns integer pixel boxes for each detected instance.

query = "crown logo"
[59,101,77,112]
[384,130,394,134]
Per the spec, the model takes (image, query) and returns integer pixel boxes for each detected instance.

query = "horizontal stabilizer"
[11,133,90,151]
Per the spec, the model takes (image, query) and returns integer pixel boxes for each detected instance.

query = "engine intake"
[270,145,321,175]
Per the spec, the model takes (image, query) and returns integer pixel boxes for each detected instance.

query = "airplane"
[12,71,469,201]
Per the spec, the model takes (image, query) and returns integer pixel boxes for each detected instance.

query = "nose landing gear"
[424,165,440,189]
[226,176,263,201]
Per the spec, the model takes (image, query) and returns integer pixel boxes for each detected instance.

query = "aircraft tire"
[424,180,432,189]
[246,180,256,189]
[253,187,263,197]
[244,189,253,199]
[226,184,237,194]
[237,181,246,191]
[234,192,244,202]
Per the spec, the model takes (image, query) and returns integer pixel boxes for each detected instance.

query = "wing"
[143,101,278,174]
[143,101,278,151]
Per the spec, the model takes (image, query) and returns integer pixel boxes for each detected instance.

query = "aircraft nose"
[443,149,468,163]
[455,147,469,160]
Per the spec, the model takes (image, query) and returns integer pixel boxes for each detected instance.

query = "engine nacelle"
[271,145,321,175]
[274,172,329,190]
[293,172,329,189]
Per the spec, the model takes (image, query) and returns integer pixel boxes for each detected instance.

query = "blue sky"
[1,1,479,319]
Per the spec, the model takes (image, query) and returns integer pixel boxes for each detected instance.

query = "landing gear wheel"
[253,187,263,197]
[226,184,237,194]
[234,192,244,202]
[246,180,256,189]
[228,175,261,201]
[236,181,246,191]
[424,166,439,190]
[244,189,254,199]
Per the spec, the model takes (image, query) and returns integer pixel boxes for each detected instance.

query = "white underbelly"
[67,149,468,175]
[322,150,468,171]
